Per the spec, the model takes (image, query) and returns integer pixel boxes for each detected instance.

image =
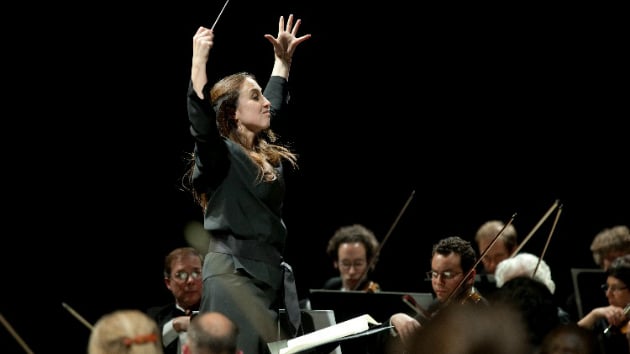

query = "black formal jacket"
[322,276,379,292]
[146,303,189,354]
[187,76,291,289]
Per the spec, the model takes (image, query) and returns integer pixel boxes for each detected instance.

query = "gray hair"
[494,252,556,294]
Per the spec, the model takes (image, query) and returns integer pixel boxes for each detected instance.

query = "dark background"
[2,1,627,353]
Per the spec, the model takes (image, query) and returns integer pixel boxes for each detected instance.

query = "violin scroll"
[362,281,381,293]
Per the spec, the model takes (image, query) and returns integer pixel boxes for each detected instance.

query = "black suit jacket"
[146,303,187,354]
[322,276,376,291]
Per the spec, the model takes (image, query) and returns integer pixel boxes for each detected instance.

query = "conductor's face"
[235,78,272,134]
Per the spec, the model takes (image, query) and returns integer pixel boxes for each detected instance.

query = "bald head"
[185,312,239,354]
[475,220,518,274]
[198,313,236,337]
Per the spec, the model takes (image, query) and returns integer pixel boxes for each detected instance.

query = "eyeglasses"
[339,261,367,270]
[601,284,628,293]
[172,270,202,282]
[426,271,463,280]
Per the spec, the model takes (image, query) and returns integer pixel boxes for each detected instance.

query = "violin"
[459,288,484,305]
[361,280,381,293]
[604,303,630,335]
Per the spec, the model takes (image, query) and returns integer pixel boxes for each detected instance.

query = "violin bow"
[402,293,433,324]
[352,189,416,291]
[444,213,517,305]
[532,203,563,277]
[62,302,94,331]
[0,313,34,354]
[510,199,560,257]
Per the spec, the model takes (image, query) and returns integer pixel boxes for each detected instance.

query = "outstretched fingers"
[278,15,287,35]
[290,18,301,36]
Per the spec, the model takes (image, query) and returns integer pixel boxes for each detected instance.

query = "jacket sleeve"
[263,76,290,124]
[186,80,229,192]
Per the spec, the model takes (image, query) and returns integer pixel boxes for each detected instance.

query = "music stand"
[307,289,434,323]
[273,309,341,354]
[267,323,392,354]
[571,268,607,319]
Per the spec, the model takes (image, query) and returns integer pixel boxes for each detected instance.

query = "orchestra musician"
[578,254,630,354]
[472,219,519,296]
[146,247,203,354]
[377,236,488,353]
[566,224,630,321]
[474,219,518,275]
[322,224,381,292]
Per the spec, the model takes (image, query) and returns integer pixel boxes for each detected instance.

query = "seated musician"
[578,254,630,354]
[322,224,381,292]
[474,219,518,275]
[379,236,488,353]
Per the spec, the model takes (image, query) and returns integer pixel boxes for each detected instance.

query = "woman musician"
[578,254,630,353]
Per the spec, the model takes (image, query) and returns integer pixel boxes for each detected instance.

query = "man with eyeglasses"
[147,247,204,354]
[322,224,381,292]
[378,236,488,353]
[424,236,487,310]
[578,254,630,353]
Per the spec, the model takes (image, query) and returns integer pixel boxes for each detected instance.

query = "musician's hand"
[173,315,191,332]
[390,313,422,343]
